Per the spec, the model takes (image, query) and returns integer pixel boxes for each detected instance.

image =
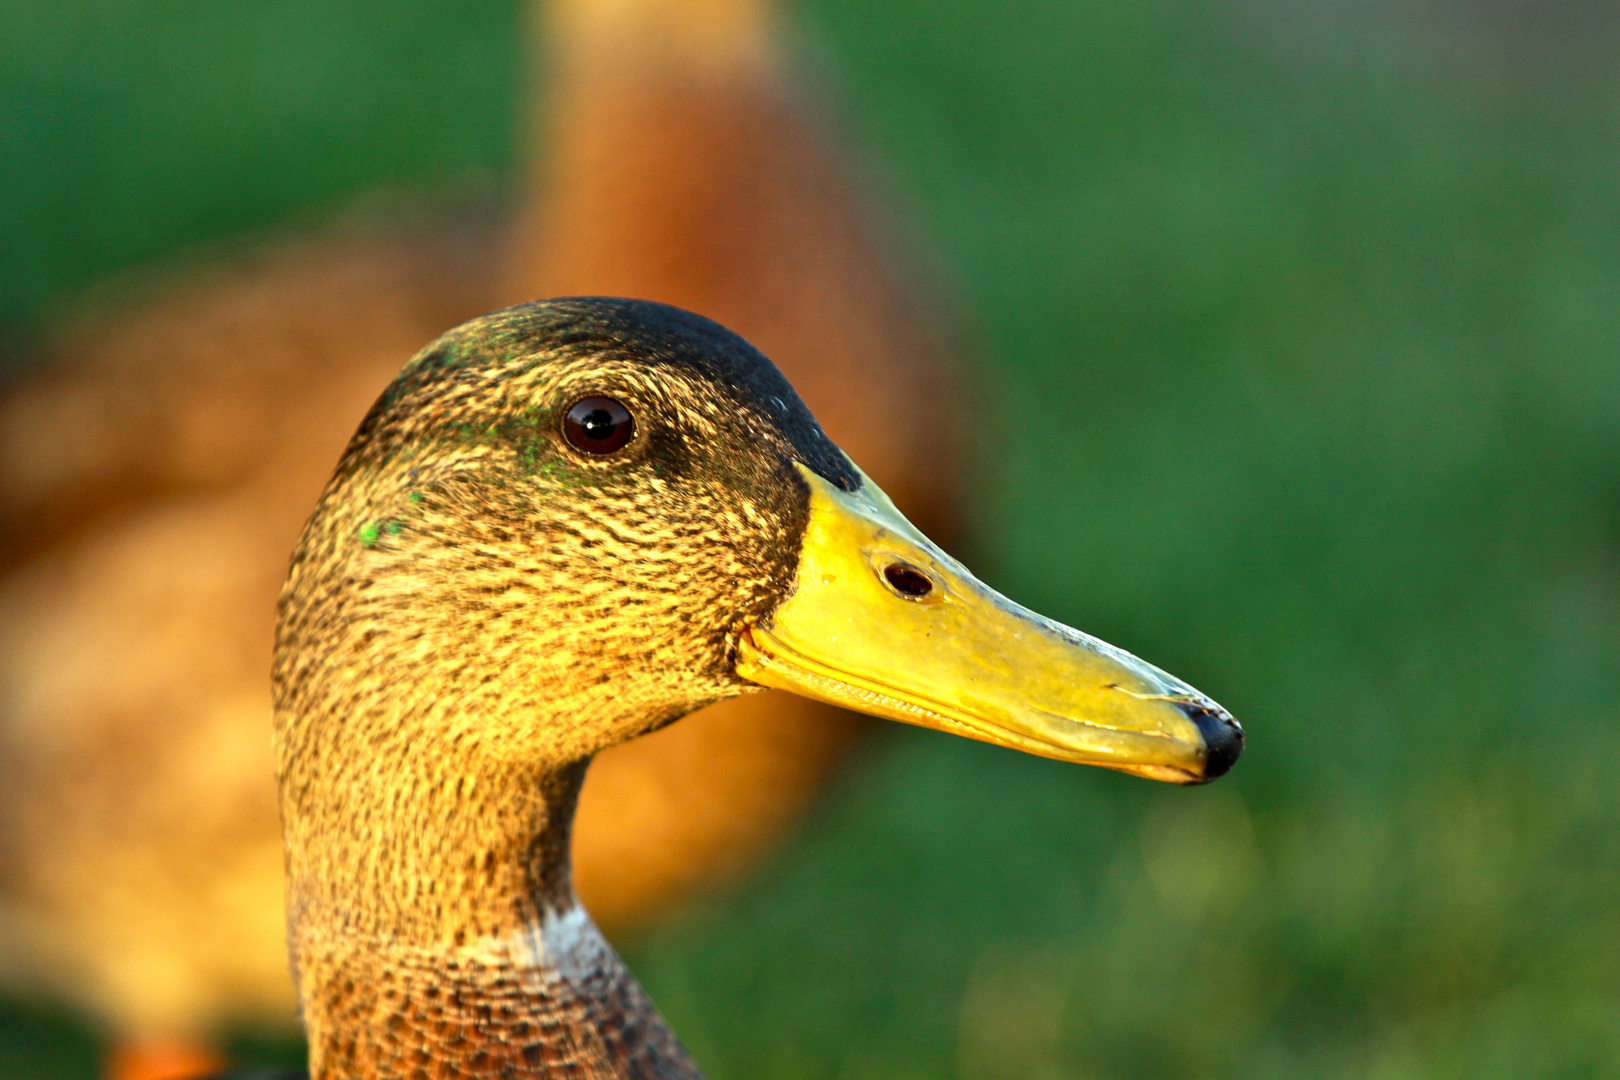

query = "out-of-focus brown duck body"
[0,0,957,1075]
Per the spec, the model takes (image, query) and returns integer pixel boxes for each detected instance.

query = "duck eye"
[883,563,936,599]
[563,396,635,455]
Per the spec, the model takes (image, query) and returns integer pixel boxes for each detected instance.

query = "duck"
[274,296,1242,1079]
[0,1,955,1075]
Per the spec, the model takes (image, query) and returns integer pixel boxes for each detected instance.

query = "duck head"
[274,297,1241,1078]
[278,297,1238,797]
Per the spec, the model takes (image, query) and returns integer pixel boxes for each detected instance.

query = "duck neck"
[282,745,704,1080]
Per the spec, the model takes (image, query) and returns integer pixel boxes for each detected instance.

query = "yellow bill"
[737,463,1242,784]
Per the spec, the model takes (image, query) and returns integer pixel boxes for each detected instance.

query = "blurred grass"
[2,0,1618,1078]
[0,0,521,355]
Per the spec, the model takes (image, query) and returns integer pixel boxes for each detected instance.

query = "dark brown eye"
[883,563,936,599]
[563,396,634,455]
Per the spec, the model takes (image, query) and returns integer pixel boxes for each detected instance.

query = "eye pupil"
[563,396,634,454]
[883,563,935,599]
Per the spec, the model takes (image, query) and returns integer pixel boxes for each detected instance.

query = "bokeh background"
[3,0,1619,1077]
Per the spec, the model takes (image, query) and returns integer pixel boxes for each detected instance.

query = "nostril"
[883,563,935,599]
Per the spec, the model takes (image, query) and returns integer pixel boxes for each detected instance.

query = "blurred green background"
[3,0,1619,1077]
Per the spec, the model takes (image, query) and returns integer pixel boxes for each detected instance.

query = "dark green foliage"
[1,0,1617,1077]
[0,999,99,1079]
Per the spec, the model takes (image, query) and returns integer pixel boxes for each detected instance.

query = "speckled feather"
[274,299,859,1079]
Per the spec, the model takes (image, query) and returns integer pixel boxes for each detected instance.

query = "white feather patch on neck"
[457,899,613,985]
